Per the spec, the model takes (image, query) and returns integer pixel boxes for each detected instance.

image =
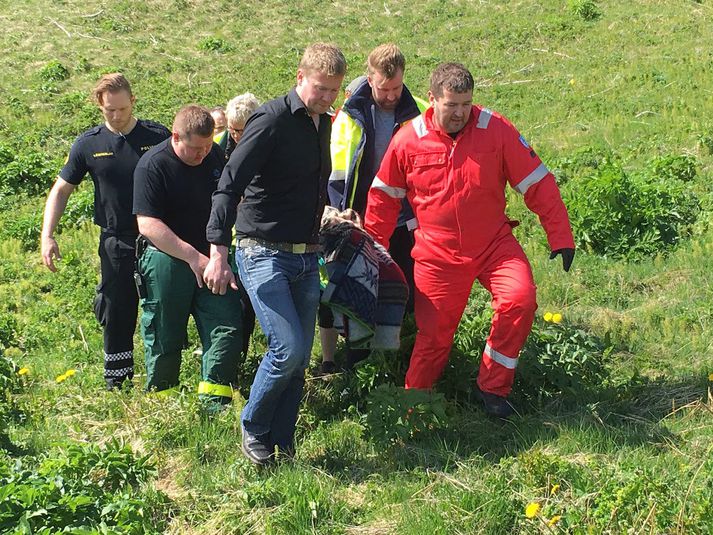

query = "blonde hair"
[92,73,132,105]
[367,44,405,79]
[226,93,260,126]
[299,43,347,77]
[172,105,214,138]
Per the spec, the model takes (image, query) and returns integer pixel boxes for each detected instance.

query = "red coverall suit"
[364,105,574,396]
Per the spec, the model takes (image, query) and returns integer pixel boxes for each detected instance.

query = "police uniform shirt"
[133,138,225,257]
[59,119,171,235]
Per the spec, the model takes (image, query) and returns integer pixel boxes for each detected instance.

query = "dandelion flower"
[551,483,560,494]
[18,367,30,376]
[569,79,575,86]
[708,373,713,382]
[548,515,562,526]
[525,502,541,518]
[64,369,77,377]
[543,312,553,322]
[56,373,68,383]
[552,313,563,324]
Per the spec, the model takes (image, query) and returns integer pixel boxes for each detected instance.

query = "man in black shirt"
[41,73,170,390]
[133,105,242,406]
[205,43,346,465]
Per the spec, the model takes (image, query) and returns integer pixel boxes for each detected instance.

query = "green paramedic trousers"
[139,247,243,402]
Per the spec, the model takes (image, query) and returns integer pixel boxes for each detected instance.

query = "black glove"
[549,248,575,272]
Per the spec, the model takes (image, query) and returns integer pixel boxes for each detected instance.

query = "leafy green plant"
[364,384,448,446]
[0,441,169,533]
[649,154,697,183]
[62,185,94,229]
[564,161,700,259]
[38,60,70,83]
[0,353,21,450]
[0,207,42,251]
[198,37,233,54]
[516,316,611,404]
[568,0,602,21]
[0,313,18,350]
[0,150,58,195]
[550,146,615,185]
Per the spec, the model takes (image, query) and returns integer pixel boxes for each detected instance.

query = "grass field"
[1,0,713,533]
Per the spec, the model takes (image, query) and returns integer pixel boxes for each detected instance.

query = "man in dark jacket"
[320,44,426,372]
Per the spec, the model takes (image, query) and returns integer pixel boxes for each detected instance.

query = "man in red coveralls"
[364,63,575,418]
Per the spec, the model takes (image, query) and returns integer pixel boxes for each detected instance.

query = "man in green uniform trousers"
[133,104,243,407]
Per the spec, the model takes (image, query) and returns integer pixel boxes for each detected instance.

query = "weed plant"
[1,0,712,532]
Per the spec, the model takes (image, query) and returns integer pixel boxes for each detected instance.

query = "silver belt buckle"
[293,243,306,254]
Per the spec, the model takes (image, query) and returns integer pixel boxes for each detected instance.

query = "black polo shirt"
[206,88,332,247]
[133,139,225,257]
[59,119,171,235]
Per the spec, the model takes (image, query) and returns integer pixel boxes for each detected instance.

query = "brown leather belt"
[237,237,321,254]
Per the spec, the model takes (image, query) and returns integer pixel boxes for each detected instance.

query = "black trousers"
[94,232,138,380]
[388,224,415,314]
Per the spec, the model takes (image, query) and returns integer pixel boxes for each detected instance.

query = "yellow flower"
[64,369,77,377]
[17,367,30,376]
[552,313,563,324]
[708,373,713,382]
[55,373,68,383]
[551,483,560,494]
[548,515,562,526]
[525,502,541,518]
[543,312,553,322]
[569,78,575,86]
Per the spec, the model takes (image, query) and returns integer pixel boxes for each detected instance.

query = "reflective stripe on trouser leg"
[405,259,474,389]
[193,284,243,404]
[197,381,233,399]
[476,235,537,397]
[104,351,134,380]
[97,233,138,380]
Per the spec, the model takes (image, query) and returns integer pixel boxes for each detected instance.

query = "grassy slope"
[1,0,713,533]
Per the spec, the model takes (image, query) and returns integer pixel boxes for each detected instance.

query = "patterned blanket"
[320,218,408,349]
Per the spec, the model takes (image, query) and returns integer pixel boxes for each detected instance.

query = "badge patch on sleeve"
[518,135,530,149]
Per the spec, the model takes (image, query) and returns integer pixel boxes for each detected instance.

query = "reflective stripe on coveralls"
[371,176,406,198]
[484,343,518,369]
[514,163,549,194]
[365,105,573,397]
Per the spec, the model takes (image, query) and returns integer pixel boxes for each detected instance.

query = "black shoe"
[473,387,515,419]
[106,376,132,391]
[241,427,274,466]
[320,360,337,375]
[344,348,370,370]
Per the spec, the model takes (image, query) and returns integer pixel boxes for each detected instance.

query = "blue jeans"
[236,245,320,448]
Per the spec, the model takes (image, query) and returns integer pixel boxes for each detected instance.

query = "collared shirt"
[59,119,171,235]
[206,88,332,247]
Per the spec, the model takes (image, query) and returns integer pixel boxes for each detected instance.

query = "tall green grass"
[1,0,712,532]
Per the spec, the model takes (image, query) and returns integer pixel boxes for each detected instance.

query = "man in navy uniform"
[41,73,170,389]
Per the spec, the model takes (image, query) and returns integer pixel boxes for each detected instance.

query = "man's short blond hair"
[92,73,132,106]
[298,43,347,77]
[172,105,214,139]
[226,93,260,126]
[367,44,405,79]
